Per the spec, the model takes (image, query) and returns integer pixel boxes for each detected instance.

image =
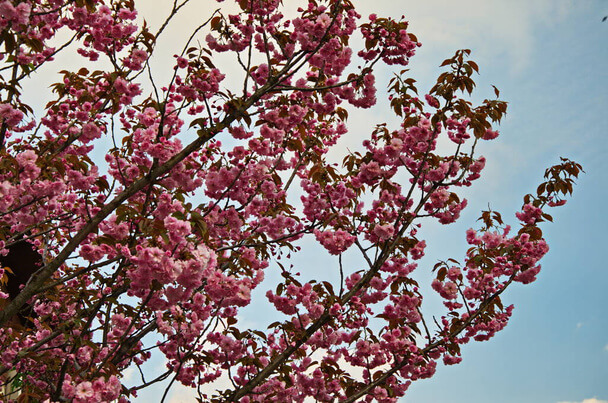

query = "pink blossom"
[425,94,440,108]
[483,129,499,140]
[81,122,102,142]
[373,224,395,241]
[74,381,95,401]
[314,229,356,255]
[0,103,24,127]
[516,203,543,225]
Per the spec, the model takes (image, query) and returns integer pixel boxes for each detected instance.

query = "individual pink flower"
[81,122,102,142]
[74,381,95,401]
[373,224,395,241]
[483,128,499,140]
[425,94,440,108]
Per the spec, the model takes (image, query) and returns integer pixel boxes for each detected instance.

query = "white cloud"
[557,399,608,403]
[604,343,608,352]
[355,0,579,76]
[122,366,136,383]
[168,384,199,403]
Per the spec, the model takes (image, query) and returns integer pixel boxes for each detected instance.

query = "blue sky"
[20,1,606,401]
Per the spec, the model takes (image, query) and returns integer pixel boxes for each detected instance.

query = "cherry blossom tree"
[0,0,582,401]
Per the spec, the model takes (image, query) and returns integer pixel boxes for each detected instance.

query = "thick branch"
[0,87,264,327]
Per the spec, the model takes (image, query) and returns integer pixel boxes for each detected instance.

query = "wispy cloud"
[357,0,579,76]
[557,398,608,403]
[168,384,199,403]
